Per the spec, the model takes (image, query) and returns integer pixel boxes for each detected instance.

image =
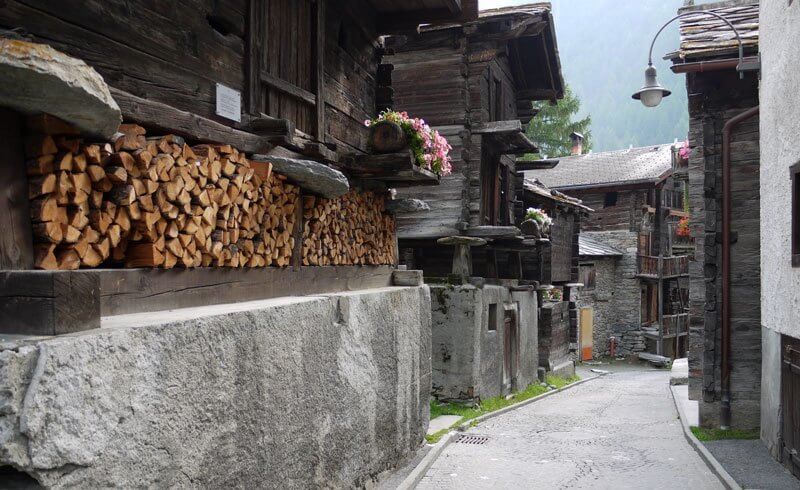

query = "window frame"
[791,161,800,267]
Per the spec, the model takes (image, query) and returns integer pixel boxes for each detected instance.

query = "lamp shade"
[632,65,672,107]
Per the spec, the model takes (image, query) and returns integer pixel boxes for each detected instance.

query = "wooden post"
[0,108,34,269]
[437,236,487,281]
[314,0,326,142]
[247,0,265,115]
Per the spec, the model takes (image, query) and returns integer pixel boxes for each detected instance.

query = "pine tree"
[525,85,592,159]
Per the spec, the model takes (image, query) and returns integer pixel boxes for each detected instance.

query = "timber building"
[667,0,762,432]
[0,1,480,487]
[385,4,587,397]
[527,141,690,359]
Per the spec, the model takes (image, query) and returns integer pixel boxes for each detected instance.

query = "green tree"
[525,85,593,159]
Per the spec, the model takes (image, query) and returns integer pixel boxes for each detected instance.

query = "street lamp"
[633,10,745,107]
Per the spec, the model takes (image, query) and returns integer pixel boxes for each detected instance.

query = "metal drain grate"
[455,434,489,445]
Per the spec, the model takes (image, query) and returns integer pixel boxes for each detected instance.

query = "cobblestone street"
[418,366,723,489]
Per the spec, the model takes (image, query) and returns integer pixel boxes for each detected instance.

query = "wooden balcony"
[636,254,690,279]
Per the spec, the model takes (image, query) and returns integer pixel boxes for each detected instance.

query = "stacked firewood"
[25,119,298,269]
[302,190,395,266]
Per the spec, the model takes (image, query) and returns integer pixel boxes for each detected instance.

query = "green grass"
[690,426,760,442]
[425,374,580,443]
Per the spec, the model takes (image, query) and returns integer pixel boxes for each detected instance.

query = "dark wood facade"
[0,0,478,333]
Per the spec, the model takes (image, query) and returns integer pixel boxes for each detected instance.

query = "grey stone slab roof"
[579,235,624,258]
[524,144,674,191]
[668,0,759,61]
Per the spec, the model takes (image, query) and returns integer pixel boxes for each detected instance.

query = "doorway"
[782,335,800,477]
[503,304,519,393]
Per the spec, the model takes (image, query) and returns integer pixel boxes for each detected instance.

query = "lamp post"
[632,10,745,107]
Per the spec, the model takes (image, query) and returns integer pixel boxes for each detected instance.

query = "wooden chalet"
[386,3,565,274]
[0,0,478,334]
[527,143,690,358]
[384,4,589,376]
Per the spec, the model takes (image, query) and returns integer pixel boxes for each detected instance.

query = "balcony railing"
[661,313,689,336]
[637,254,690,278]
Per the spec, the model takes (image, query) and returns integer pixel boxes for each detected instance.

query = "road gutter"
[669,385,742,490]
[396,373,606,489]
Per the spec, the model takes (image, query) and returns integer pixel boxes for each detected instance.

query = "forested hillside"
[481,0,699,151]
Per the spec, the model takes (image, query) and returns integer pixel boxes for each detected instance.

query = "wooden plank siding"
[0,0,247,126]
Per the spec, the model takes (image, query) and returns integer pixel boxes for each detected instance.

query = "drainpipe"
[719,105,759,430]
[671,56,759,75]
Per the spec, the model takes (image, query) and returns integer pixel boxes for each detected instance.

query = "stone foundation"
[429,284,538,401]
[0,286,431,488]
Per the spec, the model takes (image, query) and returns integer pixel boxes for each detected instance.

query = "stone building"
[758,0,800,476]
[667,0,761,431]
[0,1,479,487]
[527,142,689,359]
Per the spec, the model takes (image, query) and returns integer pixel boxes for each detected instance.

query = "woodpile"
[302,191,395,266]
[25,118,298,269]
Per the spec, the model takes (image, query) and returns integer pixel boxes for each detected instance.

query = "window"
[792,161,800,266]
[579,264,596,290]
[604,192,618,208]
[488,303,498,331]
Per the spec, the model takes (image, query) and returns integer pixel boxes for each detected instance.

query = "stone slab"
[671,357,689,386]
[0,286,432,488]
[426,415,463,435]
[0,39,121,138]
[252,154,349,198]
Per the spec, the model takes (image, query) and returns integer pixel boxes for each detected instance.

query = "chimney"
[570,132,584,156]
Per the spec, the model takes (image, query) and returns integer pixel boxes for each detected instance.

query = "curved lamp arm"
[648,10,744,78]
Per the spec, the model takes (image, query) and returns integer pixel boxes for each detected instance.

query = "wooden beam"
[0,108,34,269]
[100,266,395,316]
[315,0,326,142]
[465,226,521,238]
[342,151,440,186]
[473,120,523,135]
[110,88,270,154]
[246,0,264,114]
[260,70,317,107]
[0,271,100,335]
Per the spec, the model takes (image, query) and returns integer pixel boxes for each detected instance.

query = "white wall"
[759,0,800,457]
[760,0,800,340]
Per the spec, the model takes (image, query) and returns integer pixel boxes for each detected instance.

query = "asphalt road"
[417,365,724,489]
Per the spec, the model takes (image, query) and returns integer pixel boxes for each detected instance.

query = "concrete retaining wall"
[0,286,431,489]
[429,284,538,401]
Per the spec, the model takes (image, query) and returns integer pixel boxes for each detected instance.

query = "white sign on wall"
[215,83,241,122]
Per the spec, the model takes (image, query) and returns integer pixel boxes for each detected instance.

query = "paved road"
[417,365,724,489]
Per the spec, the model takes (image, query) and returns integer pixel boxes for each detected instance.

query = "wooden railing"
[637,254,690,278]
[662,313,689,336]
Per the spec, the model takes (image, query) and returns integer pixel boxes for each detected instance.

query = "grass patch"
[690,426,760,442]
[425,374,580,443]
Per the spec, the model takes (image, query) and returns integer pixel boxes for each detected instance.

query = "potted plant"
[520,207,553,238]
[365,110,453,177]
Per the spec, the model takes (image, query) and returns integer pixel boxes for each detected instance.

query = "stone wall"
[759,0,800,458]
[430,284,538,401]
[0,286,431,489]
[578,230,641,357]
[685,68,761,430]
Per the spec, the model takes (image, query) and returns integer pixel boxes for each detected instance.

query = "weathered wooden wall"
[0,0,248,125]
[685,70,761,430]
[570,189,647,233]
[0,0,383,155]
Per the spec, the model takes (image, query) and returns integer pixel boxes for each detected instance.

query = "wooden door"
[782,335,800,477]
[580,308,594,361]
[503,306,519,393]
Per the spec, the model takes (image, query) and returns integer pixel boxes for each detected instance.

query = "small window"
[488,303,498,331]
[579,264,596,290]
[792,161,800,266]
[604,192,618,208]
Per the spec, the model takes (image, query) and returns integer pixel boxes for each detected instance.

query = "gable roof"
[524,144,674,191]
[667,0,759,61]
[579,235,624,258]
